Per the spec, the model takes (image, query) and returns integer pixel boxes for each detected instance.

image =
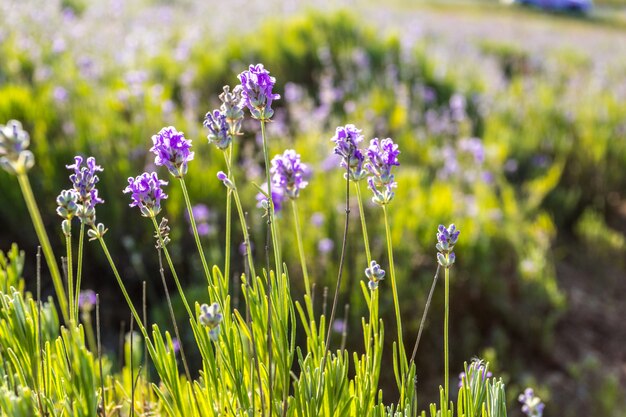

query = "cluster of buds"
[519,388,545,417]
[154,217,171,249]
[204,85,245,151]
[0,120,35,175]
[66,156,104,226]
[56,189,80,235]
[199,302,223,342]
[330,124,367,182]
[365,138,400,206]
[365,260,386,291]
[436,224,460,268]
[269,149,310,200]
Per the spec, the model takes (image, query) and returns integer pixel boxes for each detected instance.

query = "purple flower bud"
[204,110,232,150]
[123,172,168,217]
[518,388,544,417]
[149,126,194,177]
[217,170,234,189]
[256,182,285,213]
[78,289,97,313]
[330,124,367,181]
[436,224,459,268]
[365,138,400,205]
[365,260,385,290]
[238,63,280,120]
[270,149,310,199]
[318,238,334,254]
[199,302,222,342]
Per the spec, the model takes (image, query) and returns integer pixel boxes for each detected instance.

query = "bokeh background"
[1,0,625,415]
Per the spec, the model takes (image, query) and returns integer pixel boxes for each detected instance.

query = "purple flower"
[123,172,168,217]
[149,126,194,177]
[78,289,97,313]
[365,260,385,291]
[365,137,400,205]
[199,302,223,342]
[436,224,459,268]
[270,149,310,199]
[66,156,105,225]
[332,319,347,334]
[203,110,232,150]
[330,124,367,181]
[238,63,280,120]
[318,238,334,254]
[170,337,181,355]
[311,212,325,227]
[216,170,234,189]
[519,388,545,417]
[256,182,285,213]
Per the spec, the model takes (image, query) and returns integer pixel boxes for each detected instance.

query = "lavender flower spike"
[150,126,194,177]
[0,120,35,174]
[78,289,97,313]
[66,156,105,225]
[519,388,545,417]
[199,302,223,342]
[436,224,460,268]
[238,63,280,120]
[270,149,310,199]
[365,260,385,290]
[365,137,400,205]
[330,124,367,181]
[123,172,168,217]
[204,110,232,150]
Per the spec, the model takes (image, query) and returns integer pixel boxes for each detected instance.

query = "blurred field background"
[1,0,625,415]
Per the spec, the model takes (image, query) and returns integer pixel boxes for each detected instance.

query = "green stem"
[82,312,97,353]
[96,236,146,338]
[355,182,372,265]
[150,216,194,322]
[224,147,233,286]
[260,120,282,278]
[291,200,311,304]
[65,231,74,323]
[179,177,213,289]
[444,263,450,411]
[223,152,257,281]
[16,173,69,324]
[75,223,85,320]
[382,206,407,380]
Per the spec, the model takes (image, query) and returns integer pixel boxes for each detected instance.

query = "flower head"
[365,138,399,205]
[78,289,97,313]
[365,260,385,290]
[219,85,245,134]
[204,110,232,150]
[150,126,194,177]
[330,124,367,181]
[0,120,35,174]
[436,224,459,268]
[270,149,309,199]
[238,63,280,120]
[66,156,104,225]
[519,388,545,417]
[123,172,168,217]
[56,189,80,220]
[199,302,223,342]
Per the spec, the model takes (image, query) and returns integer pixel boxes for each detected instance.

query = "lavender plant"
[0,64,512,417]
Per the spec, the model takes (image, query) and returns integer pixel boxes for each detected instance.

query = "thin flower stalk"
[291,199,313,317]
[65,227,75,322]
[75,223,85,321]
[261,120,282,278]
[151,216,194,321]
[224,146,233,285]
[179,177,214,290]
[17,172,69,324]
[382,205,408,390]
[223,153,256,283]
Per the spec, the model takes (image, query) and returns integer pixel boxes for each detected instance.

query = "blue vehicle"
[515,0,593,13]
